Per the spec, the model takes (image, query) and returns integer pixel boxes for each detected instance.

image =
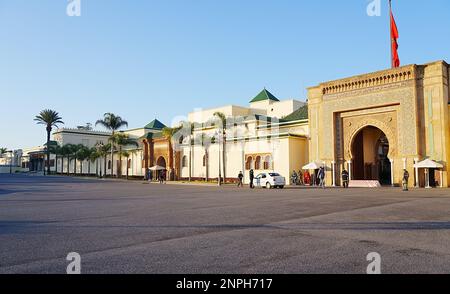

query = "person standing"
[291,170,298,185]
[298,170,304,186]
[249,169,254,189]
[402,169,410,191]
[342,169,349,188]
[304,170,311,186]
[237,171,244,188]
[318,167,325,188]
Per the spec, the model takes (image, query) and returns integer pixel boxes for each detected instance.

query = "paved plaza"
[1,174,450,274]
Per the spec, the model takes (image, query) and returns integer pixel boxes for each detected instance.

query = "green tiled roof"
[282,105,308,121]
[250,89,280,103]
[144,119,166,130]
[44,140,58,146]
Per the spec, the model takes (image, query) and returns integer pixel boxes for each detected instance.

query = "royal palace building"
[9,60,450,188]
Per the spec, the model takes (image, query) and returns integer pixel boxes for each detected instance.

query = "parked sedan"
[253,172,286,189]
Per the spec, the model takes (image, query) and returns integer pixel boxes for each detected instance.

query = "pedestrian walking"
[237,171,244,187]
[249,169,254,189]
[304,170,311,186]
[318,166,325,188]
[298,170,304,185]
[402,169,410,191]
[342,169,349,188]
[291,170,298,185]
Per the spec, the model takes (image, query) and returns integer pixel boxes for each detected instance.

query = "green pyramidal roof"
[282,105,308,122]
[144,119,166,130]
[250,89,280,103]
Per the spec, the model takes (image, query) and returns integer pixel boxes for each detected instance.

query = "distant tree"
[109,133,138,177]
[162,126,182,181]
[96,113,128,177]
[213,112,227,184]
[89,147,101,177]
[0,148,7,155]
[75,145,90,175]
[34,109,64,175]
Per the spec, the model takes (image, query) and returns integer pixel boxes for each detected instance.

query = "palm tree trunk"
[67,156,70,175]
[118,147,122,178]
[189,138,192,182]
[222,133,226,183]
[46,128,51,175]
[96,159,99,177]
[55,155,58,175]
[74,159,77,176]
[104,155,107,178]
[88,160,91,175]
[126,158,129,180]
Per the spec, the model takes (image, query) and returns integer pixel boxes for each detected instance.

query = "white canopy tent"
[302,161,323,170]
[149,165,166,171]
[413,159,444,188]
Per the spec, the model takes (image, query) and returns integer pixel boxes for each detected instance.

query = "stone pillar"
[390,159,394,186]
[440,170,444,188]
[402,158,407,170]
[414,158,419,188]
[331,161,336,187]
[347,160,352,180]
[425,168,431,189]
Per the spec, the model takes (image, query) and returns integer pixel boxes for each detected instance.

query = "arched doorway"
[351,126,391,185]
[156,156,166,168]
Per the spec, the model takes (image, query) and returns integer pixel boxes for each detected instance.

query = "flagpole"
[389,0,393,68]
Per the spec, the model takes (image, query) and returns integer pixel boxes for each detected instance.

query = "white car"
[253,172,286,189]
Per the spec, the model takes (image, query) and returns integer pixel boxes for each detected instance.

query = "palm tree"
[61,144,75,175]
[162,126,182,181]
[199,133,213,182]
[75,145,90,175]
[120,150,132,180]
[34,109,64,175]
[96,113,128,177]
[109,133,138,177]
[89,148,100,177]
[49,144,62,174]
[0,148,7,155]
[213,112,227,184]
[97,143,111,178]
[180,121,196,182]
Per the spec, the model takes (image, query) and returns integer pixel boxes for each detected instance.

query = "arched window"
[108,160,111,170]
[255,156,261,170]
[264,155,272,170]
[127,159,131,168]
[179,136,184,145]
[182,156,188,168]
[203,155,206,167]
[245,156,253,170]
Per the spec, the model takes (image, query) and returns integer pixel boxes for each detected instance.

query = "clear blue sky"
[1,0,449,149]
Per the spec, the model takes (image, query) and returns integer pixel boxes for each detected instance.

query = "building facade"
[308,60,450,187]
[8,60,450,187]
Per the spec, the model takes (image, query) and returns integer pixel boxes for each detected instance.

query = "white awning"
[302,161,323,170]
[414,159,444,169]
[149,165,166,171]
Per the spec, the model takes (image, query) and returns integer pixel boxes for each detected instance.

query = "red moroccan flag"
[390,3,400,68]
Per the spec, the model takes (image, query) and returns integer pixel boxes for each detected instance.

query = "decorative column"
[390,159,395,187]
[331,161,336,187]
[402,158,407,170]
[425,168,431,189]
[347,160,352,180]
[414,158,419,188]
